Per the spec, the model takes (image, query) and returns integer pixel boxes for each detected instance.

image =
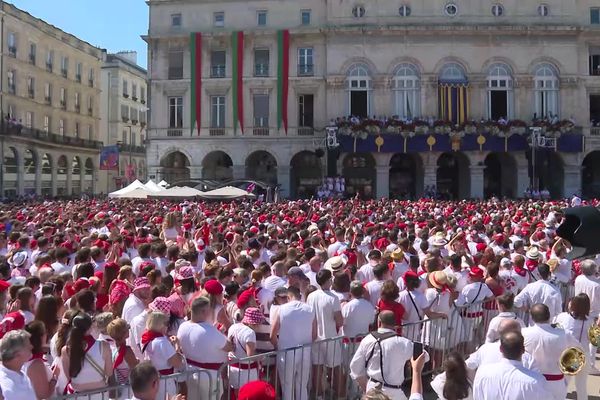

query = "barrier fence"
[55,282,576,400]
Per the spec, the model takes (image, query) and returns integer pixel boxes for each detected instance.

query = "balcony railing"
[168,68,183,80]
[61,69,68,78]
[167,129,183,137]
[8,47,16,57]
[211,65,225,78]
[209,128,225,136]
[46,62,53,72]
[75,74,82,83]
[592,126,600,136]
[255,64,269,77]
[298,64,314,76]
[298,127,314,136]
[0,122,103,149]
[252,127,270,136]
[118,143,146,154]
[44,96,52,105]
[29,54,36,65]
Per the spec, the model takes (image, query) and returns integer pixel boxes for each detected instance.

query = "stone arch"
[342,152,376,199]
[71,156,82,176]
[582,151,600,198]
[56,155,68,196]
[84,157,94,177]
[481,57,518,75]
[339,57,378,76]
[436,152,470,199]
[41,153,53,197]
[529,150,564,198]
[160,147,194,166]
[23,149,37,175]
[290,150,323,198]
[389,153,423,199]
[160,151,191,184]
[245,150,278,185]
[527,57,562,75]
[386,56,424,76]
[433,57,472,76]
[202,151,233,181]
[484,152,517,198]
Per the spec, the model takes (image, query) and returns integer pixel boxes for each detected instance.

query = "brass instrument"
[559,347,586,375]
[589,324,600,347]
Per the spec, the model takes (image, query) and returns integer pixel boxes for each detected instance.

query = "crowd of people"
[0,196,596,400]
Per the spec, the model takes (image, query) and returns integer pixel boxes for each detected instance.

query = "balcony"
[252,127,270,136]
[211,65,225,78]
[298,127,314,136]
[168,68,183,80]
[123,92,129,98]
[0,122,103,149]
[255,64,269,77]
[167,129,183,137]
[75,74,81,83]
[118,143,146,154]
[27,89,35,99]
[141,99,146,104]
[46,62,53,72]
[592,126,600,136]
[61,69,68,78]
[29,54,35,65]
[298,64,314,76]
[209,128,225,136]
[8,47,16,57]
[44,96,52,105]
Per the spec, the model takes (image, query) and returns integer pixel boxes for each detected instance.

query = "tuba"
[589,324,600,347]
[559,347,587,375]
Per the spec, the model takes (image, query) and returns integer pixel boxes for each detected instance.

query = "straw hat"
[391,248,405,262]
[428,271,448,290]
[432,232,448,247]
[526,246,541,260]
[324,256,347,273]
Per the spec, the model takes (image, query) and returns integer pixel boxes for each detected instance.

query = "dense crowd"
[0,196,597,400]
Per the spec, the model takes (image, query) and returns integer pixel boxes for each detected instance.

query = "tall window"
[141,87,146,103]
[214,12,225,27]
[123,79,128,97]
[211,96,226,128]
[171,13,182,27]
[46,51,54,71]
[301,10,311,25]
[59,119,64,135]
[43,116,50,132]
[61,56,69,77]
[75,122,80,138]
[347,64,371,117]
[75,92,80,111]
[253,94,269,126]
[438,63,469,124]
[88,96,93,114]
[298,47,313,76]
[298,94,314,127]
[29,43,36,64]
[44,83,52,102]
[168,50,184,79]
[87,125,93,140]
[534,63,559,118]
[7,32,16,56]
[392,64,420,119]
[487,64,513,120]
[211,50,226,78]
[254,49,269,77]
[88,68,95,87]
[25,112,32,129]
[169,96,183,127]
[591,8,600,24]
[27,77,35,98]
[60,88,66,107]
[7,70,15,94]
[132,83,138,100]
[257,10,267,26]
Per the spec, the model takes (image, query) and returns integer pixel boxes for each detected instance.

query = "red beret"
[105,262,119,270]
[237,288,255,309]
[238,381,276,400]
[475,243,487,253]
[204,279,223,295]
[468,267,484,280]
[0,280,10,292]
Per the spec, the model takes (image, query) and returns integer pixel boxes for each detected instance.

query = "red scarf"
[113,344,127,369]
[525,259,539,272]
[140,330,164,353]
[84,335,95,351]
[29,352,46,361]
[514,265,527,277]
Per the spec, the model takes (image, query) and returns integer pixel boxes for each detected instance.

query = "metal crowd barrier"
[55,281,578,400]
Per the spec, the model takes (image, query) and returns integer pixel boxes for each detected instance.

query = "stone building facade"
[146,0,600,199]
[1,2,104,197]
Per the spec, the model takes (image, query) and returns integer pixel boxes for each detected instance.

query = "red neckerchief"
[29,352,46,361]
[113,344,127,369]
[514,265,527,277]
[141,330,164,352]
[525,259,539,272]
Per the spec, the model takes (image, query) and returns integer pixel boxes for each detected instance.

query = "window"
[538,4,549,17]
[75,92,80,111]
[7,70,15,94]
[25,112,32,129]
[169,97,183,128]
[141,87,146,103]
[7,32,16,56]
[487,64,513,120]
[352,5,365,18]
[27,77,35,99]
[75,122,80,138]
[87,125,93,140]
[393,64,420,119]
[214,12,225,27]
[445,3,458,16]
[399,5,411,16]
[46,51,54,72]
[168,50,184,79]
[171,13,182,27]
[29,43,36,64]
[211,50,226,78]
[491,4,504,17]
[440,63,467,81]
[132,83,138,100]
[76,62,82,82]
[301,10,311,25]
[254,49,269,77]
[590,47,600,75]
[122,130,128,144]
[298,94,314,127]
[59,119,64,135]
[88,96,93,115]
[121,105,130,121]
[122,79,129,97]
[298,47,314,76]
[257,10,267,26]
[253,94,269,127]
[211,96,226,128]
[60,88,67,108]
[591,8,600,24]
[61,56,69,77]
[88,69,94,87]
[534,63,559,118]
[43,116,50,132]
[44,83,52,103]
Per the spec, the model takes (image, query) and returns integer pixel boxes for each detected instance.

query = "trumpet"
[559,347,587,376]
[589,324,600,347]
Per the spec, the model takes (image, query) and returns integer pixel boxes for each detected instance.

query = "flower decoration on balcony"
[433,120,453,135]
[507,119,528,135]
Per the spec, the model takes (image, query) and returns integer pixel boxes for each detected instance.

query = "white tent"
[199,186,256,200]
[158,180,168,187]
[108,179,146,198]
[111,187,151,199]
[149,186,204,198]
[144,180,164,192]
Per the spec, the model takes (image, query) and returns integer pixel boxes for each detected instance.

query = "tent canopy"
[144,180,164,192]
[158,180,168,187]
[108,179,146,198]
[111,187,150,199]
[149,186,204,198]
[199,186,256,200]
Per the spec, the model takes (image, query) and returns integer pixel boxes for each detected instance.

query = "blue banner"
[99,145,119,171]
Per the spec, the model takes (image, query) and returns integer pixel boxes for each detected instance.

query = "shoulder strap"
[84,343,108,383]
[364,331,397,386]
[470,283,483,305]
[407,290,422,320]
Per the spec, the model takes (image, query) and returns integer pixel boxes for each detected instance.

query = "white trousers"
[366,379,407,400]
[277,347,311,400]
[186,369,222,400]
[545,379,567,400]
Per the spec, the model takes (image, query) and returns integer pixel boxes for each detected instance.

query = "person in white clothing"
[0,330,37,400]
[227,307,262,393]
[306,269,344,398]
[270,286,316,400]
[262,261,287,293]
[473,330,553,400]
[341,281,376,339]
[430,352,473,400]
[177,296,233,400]
[522,304,581,400]
[327,229,346,258]
[350,311,426,400]
[122,278,152,326]
[455,267,494,347]
[364,263,389,307]
[514,264,562,324]
[485,293,525,343]
[356,250,382,283]
[574,259,600,374]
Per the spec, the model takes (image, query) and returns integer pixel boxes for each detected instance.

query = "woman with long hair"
[554,293,593,399]
[202,279,230,332]
[60,312,113,396]
[160,212,181,243]
[34,295,60,344]
[431,351,473,400]
[74,289,97,317]
[24,320,60,399]
[96,262,119,312]
[107,317,139,397]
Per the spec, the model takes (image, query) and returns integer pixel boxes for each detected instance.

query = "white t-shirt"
[276,300,315,349]
[0,365,36,400]
[398,289,427,323]
[262,275,287,293]
[177,320,228,364]
[574,274,600,318]
[307,289,342,340]
[341,298,375,338]
[364,280,385,307]
[143,336,176,371]
[227,323,256,360]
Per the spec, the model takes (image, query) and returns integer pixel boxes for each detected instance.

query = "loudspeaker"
[556,206,600,260]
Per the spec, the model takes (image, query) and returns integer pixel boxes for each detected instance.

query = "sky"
[7,0,149,68]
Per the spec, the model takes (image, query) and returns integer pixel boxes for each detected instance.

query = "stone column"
[422,152,437,191]
[16,157,24,196]
[35,161,42,196]
[232,165,245,180]
[375,165,389,199]
[51,165,58,197]
[188,166,202,180]
[277,165,290,199]
[515,152,529,198]
[470,165,485,199]
[563,164,582,197]
[66,165,73,197]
